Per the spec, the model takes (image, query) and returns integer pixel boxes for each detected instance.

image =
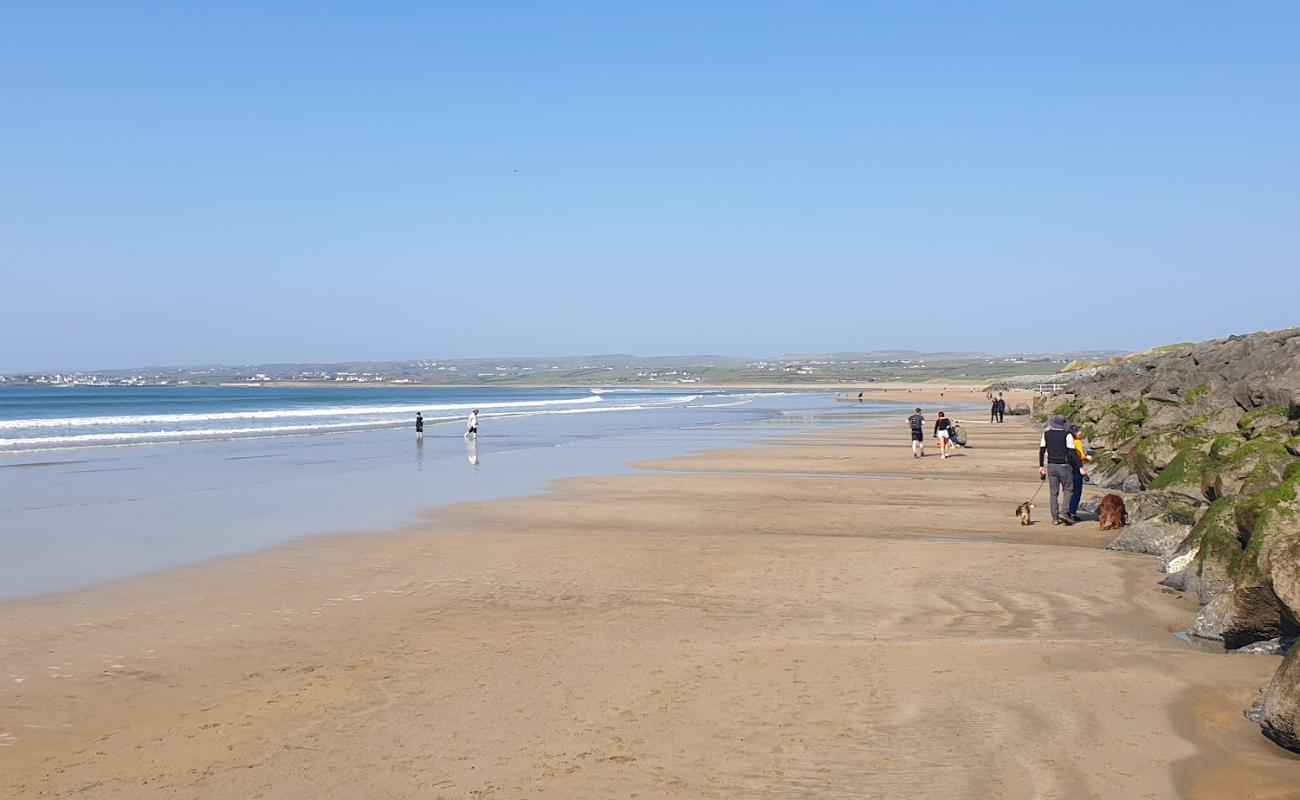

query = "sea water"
[0,386,901,600]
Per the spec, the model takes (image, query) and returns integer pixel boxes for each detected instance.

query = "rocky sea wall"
[1029,328,1300,753]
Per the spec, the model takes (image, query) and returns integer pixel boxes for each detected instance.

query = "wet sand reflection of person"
[466,437,479,469]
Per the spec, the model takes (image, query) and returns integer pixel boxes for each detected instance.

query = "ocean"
[1,386,899,600]
[0,385,756,452]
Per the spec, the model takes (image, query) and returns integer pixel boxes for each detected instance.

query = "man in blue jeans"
[1038,414,1079,525]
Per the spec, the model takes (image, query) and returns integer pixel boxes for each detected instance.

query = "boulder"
[1035,328,1300,751]
[1148,440,1212,500]
[1125,491,1204,523]
[1086,453,1143,493]
[1206,439,1294,501]
[1245,485,1300,632]
[1107,516,1194,557]
[1189,592,1232,641]
[1105,493,1199,557]
[1258,645,1300,754]
[1221,583,1284,650]
[1179,498,1241,604]
[1130,430,1184,485]
[1238,407,1295,441]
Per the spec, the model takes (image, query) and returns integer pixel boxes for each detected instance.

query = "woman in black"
[934,411,954,459]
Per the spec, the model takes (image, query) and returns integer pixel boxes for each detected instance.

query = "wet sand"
[2,414,1297,798]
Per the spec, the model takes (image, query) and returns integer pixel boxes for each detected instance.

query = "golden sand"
[2,414,1296,798]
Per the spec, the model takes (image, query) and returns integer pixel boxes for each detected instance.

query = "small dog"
[1015,502,1034,525]
[1099,494,1128,530]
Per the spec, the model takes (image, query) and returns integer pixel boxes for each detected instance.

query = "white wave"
[0,395,602,431]
[0,396,704,451]
[690,400,753,408]
[706,391,802,399]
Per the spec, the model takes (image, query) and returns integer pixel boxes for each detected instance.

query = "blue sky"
[2,2,1297,371]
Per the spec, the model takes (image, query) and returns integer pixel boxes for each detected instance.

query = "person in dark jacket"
[995,394,1006,423]
[907,408,925,458]
[1038,414,1079,525]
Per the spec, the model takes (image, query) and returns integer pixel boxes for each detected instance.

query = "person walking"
[995,393,1006,423]
[990,396,999,423]
[907,408,925,458]
[934,411,954,459]
[415,412,424,440]
[1068,424,1092,520]
[465,409,480,439]
[1038,414,1080,525]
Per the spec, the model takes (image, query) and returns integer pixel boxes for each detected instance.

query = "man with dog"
[1038,414,1080,525]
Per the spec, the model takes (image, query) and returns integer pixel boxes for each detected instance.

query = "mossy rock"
[1031,394,1053,420]
[1084,450,1145,492]
[1235,490,1300,586]
[1145,401,1191,430]
[1148,439,1210,498]
[1185,498,1243,603]
[1187,409,1244,436]
[1234,474,1300,543]
[1221,583,1284,650]
[1209,432,1246,462]
[1259,645,1300,754]
[1286,435,1300,458]
[1051,397,1085,420]
[1239,406,1294,440]
[1092,400,1150,450]
[1166,502,1200,526]
[1257,503,1300,630]
[1130,431,1184,483]
[1208,439,1294,500]
[1184,384,1210,405]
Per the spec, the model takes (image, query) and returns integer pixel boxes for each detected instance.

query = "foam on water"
[0,395,704,452]
[0,394,602,430]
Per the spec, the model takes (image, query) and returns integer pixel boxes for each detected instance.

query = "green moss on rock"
[1184,384,1210,405]
[1149,439,1210,497]
[1240,407,1294,440]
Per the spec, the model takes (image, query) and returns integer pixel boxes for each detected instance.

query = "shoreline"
[4,412,1294,797]
[0,380,1005,392]
[1,394,879,603]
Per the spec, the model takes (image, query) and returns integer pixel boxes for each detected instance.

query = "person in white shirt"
[465,409,480,439]
[1038,414,1080,525]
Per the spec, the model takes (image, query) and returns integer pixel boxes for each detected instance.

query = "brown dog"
[1099,494,1128,530]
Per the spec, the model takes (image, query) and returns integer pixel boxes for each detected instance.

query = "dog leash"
[1025,476,1046,505]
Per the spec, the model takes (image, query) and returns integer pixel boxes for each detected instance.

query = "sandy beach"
[3,411,1297,799]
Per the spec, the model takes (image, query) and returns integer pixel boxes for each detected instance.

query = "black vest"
[1044,429,1074,465]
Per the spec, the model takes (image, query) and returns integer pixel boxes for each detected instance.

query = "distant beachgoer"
[995,393,1006,423]
[934,411,954,459]
[1039,414,1080,525]
[857,391,863,401]
[415,412,424,440]
[990,397,998,422]
[465,409,480,438]
[1068,424,1092,519]
[907,408,925,458]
